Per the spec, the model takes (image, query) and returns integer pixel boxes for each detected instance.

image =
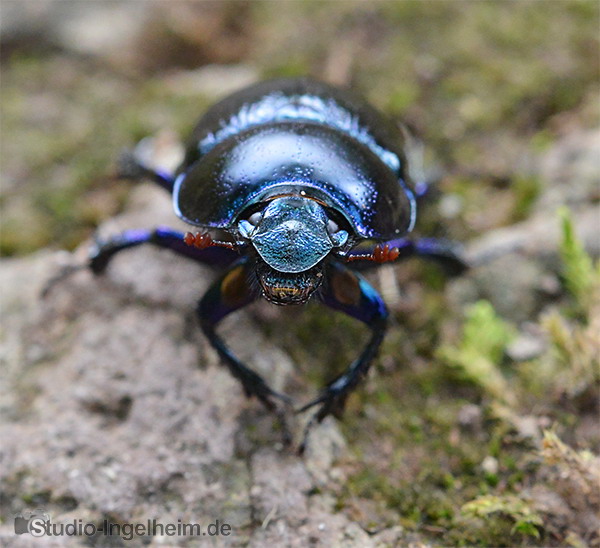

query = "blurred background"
[1,2,599,546]
[1,0,597,255]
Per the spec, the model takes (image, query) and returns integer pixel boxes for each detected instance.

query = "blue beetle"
[89,78,466,432]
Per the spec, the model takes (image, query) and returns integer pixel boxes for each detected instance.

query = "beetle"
[88,77,466,437]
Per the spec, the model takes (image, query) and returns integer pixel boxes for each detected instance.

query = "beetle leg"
[414,180,434,200]
[89,227,241,274]
[116,150,176,193]
[43,227,238,296]
[91,231,288,408]
[345,237,468,275]
[198,259,292,410]
[298,262,387,432]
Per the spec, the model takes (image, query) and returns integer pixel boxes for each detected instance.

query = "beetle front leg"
[88,227,240,274]
[198,259,292,411]
[298,262,388,424]
[43,227,239,296]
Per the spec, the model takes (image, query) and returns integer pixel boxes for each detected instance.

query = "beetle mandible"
[89,78,466,435]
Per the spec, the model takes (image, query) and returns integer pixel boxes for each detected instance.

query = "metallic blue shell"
[174,78,416,240]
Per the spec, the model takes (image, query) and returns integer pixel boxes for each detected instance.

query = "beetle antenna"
[183,231,238,251]
[345,243,400,264]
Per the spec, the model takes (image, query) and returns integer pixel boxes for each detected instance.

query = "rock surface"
[2,176,598,545]
[0,186,405,547]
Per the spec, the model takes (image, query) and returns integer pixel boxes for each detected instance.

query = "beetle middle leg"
[346,237,468,275]
[297,262,388,447]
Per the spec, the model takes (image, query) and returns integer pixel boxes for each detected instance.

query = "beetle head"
[238,196,348,305]
[254,261,325,305]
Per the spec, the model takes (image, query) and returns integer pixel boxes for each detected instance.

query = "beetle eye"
[238,211,262,239]
[248,211,262,226]
[327,218,348,247]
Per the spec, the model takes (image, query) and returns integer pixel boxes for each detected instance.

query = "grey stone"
[0,188,403,547]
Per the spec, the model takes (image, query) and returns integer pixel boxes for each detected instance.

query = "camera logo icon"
[14,508,50,536]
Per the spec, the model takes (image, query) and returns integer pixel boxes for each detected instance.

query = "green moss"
[262,59,312,80]
[558,207,599,313]
[530,129,556,152]
[437,301,515,402]
[385,84,421,116]
[334,212,598,546]
[461,495,543,540]
[512,175,541,221]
